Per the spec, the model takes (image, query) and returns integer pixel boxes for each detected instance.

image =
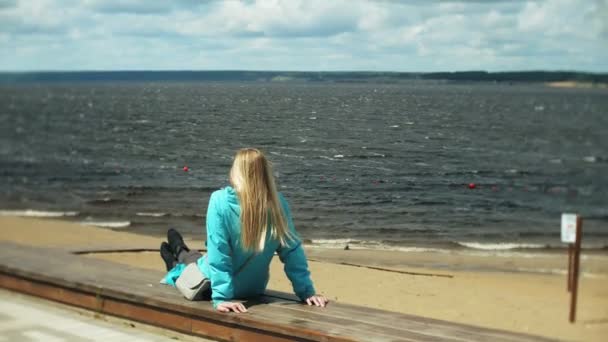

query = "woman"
[161,148,328,313]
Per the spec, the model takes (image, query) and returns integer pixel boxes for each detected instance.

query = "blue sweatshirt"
[164,186,316,308]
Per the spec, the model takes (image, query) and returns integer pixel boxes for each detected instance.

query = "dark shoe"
[160,242,177,271]
[167,228,189,256]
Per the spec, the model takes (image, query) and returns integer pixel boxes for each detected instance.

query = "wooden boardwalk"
[0,242,555,342]
[0,288,210,341]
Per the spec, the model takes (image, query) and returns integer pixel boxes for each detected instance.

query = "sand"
[545,81,608,89]
[1,216,607,341]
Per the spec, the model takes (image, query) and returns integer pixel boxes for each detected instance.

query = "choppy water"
[1,81,607,252]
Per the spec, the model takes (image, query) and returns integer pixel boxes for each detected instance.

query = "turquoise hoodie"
[164,186,316,308]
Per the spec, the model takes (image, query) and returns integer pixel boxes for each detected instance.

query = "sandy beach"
[1,216,607,341]
[545,81,608,89]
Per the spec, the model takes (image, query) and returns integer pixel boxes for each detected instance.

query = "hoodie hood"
[224,186,240,214]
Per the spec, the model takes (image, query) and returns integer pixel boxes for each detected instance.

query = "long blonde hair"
[230,148,292,251]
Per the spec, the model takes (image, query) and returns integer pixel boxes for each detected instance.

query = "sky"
[0,0,607,72]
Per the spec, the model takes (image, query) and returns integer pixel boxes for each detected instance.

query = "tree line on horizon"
[0,70,606,84]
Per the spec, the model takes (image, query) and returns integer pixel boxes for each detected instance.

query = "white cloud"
[175,0,362,38]
[0,0,606,72]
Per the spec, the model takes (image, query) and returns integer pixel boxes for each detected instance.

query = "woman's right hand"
[305,294,329,307]
[216,301,248,313]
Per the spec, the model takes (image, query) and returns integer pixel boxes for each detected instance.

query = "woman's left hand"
[305,295,329,307]
[216,301,248,313]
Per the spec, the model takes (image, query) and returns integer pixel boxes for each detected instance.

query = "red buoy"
[468,183,476,189]
[183,166,189,172]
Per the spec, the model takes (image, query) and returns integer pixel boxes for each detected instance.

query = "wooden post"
[569,216,582,323]
[567,244,573,292]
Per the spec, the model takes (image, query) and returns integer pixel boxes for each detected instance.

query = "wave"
[307,239,449,253]
[447,241,605,252]
[305,237,606,253]
[170,213,204,219]
[343,153,389,159]
[583,156,607,163]
[87,198,128,205]
[118,185,219,192]
[136,212,168,217]
[307,238,383,249]
[456,242,546,250]
[308,238,353,246]
[317,153,391,161]
[414,200,449,206]
[269,151,305,159]
[81,220,131,228]
[587,214,608,221]
[0,210,79,218]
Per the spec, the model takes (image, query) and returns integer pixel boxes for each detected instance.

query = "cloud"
[0,0,606,72]
[82,0,201,15]
[0,1,72,35]
[172,0,363,38]
[0,0,16,9]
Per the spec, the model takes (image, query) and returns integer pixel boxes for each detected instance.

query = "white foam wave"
[0,210,79,218]
[463,251,555,258]
[305,239,606,261]
[457,242,545,250]
[308,239,447,253]
[81,221,131,228]
[269,151,305,159]
[136,212,167,217]
[583,156,597,163]
[308,238,381,250]
[308,238,353,248]
[390,246,449,253]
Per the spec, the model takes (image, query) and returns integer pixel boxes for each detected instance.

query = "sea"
[1,81,607,253]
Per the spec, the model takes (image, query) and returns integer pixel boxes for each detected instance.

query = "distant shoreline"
[0,70,606,84]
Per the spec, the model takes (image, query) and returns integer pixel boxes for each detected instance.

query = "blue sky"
[1,0,606,72]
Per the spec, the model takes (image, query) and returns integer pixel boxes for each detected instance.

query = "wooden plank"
[248,304,457,342]
[0,242,554,342]
[0,243,355,342]
[0,273,302,342]
[263,290,556,342]
[2,258,369,342]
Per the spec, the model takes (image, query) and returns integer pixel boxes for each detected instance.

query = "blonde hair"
[230,148,292,251]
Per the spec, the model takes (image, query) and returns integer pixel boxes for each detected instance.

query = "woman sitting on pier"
[161,148,328,313]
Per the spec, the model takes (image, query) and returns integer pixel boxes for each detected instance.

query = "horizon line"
[0,69,606,75]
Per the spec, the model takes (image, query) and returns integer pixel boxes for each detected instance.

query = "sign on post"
[561,213,577,243]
